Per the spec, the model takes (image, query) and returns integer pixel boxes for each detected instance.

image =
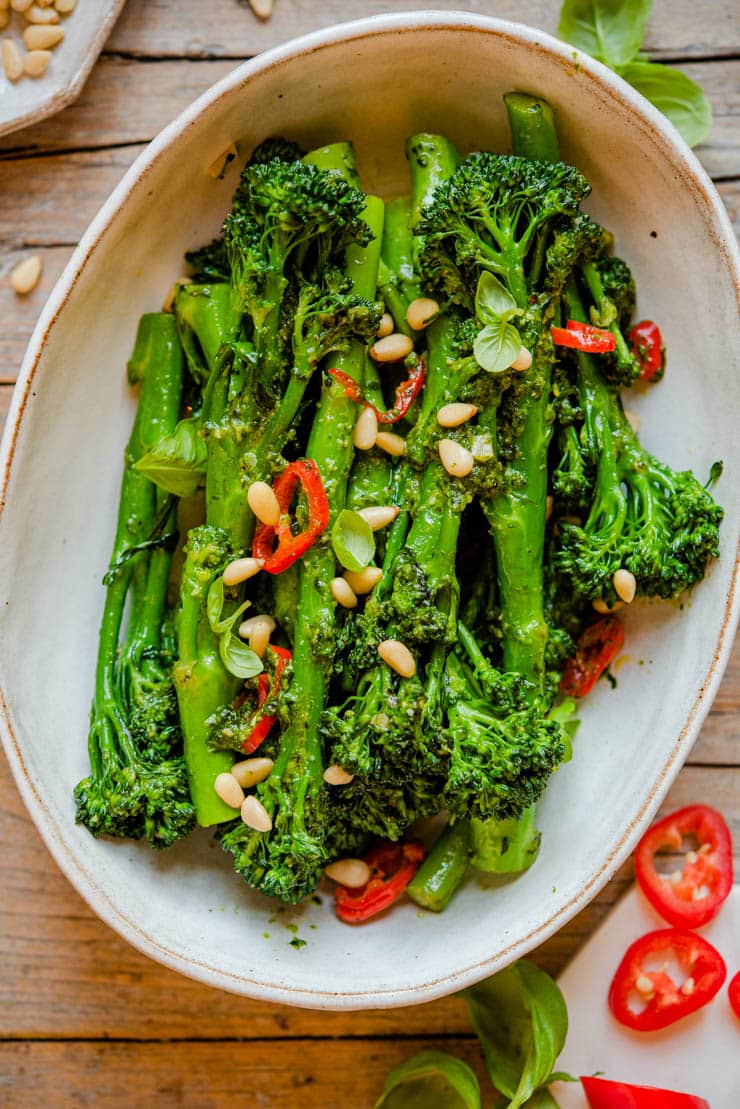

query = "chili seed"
[378,639,416,678]
[369,333,414,363]
[223,557,264,586]
[231,757,274,789]
[406,296,440,331]
[238,614,276,658]
[377,312,394,338]
[686,850,698,864]
[248,0,274,18]
[325,858,371,888]
[23,22,63,47]
[22,48,52,76]
[241,794,273,832]
[206,142,238,179]
[343,566,383,595]
[613,568,637,604]
[323,764,355,786]
[437,402,478,428]
[26,3,59,21]
[357,505,399,531]
[681,977,695,996]
[511,346,532,372]
[214,771,245,810]
[1,38,23,81]
[330,577,358,609]
[247,480,281,526]
[438,438,474,477]
[669,870,683,885]
[375,431,406,457]
[353,406,378,451]
[635,975,655,997]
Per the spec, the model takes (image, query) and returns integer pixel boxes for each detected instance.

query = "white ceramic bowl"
[1,12,738,1011]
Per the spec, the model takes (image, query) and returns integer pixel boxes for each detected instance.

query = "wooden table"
[1,2,738,1104]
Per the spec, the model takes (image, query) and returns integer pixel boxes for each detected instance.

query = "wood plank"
[107,0,740,61]
[0,384,12,432]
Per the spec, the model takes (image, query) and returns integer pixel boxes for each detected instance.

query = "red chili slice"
[581,1075,710,1108]
[560,615,624,698]
[333,840,425,924]
[551,320,616,353]
[628,320,665,382]
[608,928,726,1032]
[242,645,291,754]
[251,459,330,574]
[634,804,734,928]
[729,970,740,1020]
[328,358,425,424]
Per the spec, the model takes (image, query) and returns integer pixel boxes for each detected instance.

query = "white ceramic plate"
[0,0,126,139]
[0,12,738,1010]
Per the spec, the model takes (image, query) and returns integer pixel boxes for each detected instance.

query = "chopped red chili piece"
[581,1075,710,1108]
[608,928,726,1031]
[634,804,733,928]
[729,970,740,1020]
[334,840,425,924]
[628,320,665,382]
[551,320,616,353]
[560,615,624,698]
[329,358,425,424]
[242,645,291,754]
[252,459,330,574]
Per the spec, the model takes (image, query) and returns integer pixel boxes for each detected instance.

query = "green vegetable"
[469,805,541,875]
[407,820,471,912]
[375,1051,482,1109]
[331,508,376,571]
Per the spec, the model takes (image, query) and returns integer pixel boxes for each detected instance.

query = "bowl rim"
[1,9,739,1010]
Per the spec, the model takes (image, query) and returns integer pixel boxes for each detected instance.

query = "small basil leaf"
[473,319,522,375]
[134,417,207,498]
[557,0,651,68]
[707,460,723,487]
[523,1089,561,1108]
[375,1050,481,1109]
[617,60,713,147]
[219,632,263,680]
[207,575,251,636]
[331,509,376,572]
[475,271,517,323]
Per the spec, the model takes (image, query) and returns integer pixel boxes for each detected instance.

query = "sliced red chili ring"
[333,840,425,924]
[251,459,330,574]
[242,645,291,754]
[329,358,425,424]
[608,928,726,1032]
[581,1075,710,1108]
[729,970,740,1020]
[634,804,733,928]
[628,319,665,383]
[551,320,616,353]
[560,615,624,698]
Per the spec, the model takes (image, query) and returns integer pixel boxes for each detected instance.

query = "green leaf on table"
[474,318,522,375]
[617,61,713,147]
[331,508,376,572]
[475,271,518,324]
[375,1050,482,1109]
[557,0,651,68]
[134,416,207,498]
[219,632,263,680]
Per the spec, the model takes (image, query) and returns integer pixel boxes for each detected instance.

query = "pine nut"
[238,614,276,657]
[10,0,32,11]
[247,480,281,526]
[54,0,76,9]
[330,577,357,609]
[10,254,42,294]
[375,431,406,457]
[231,757,273,789]
[26,4,59,21]
[357,505,399,531]
[0,1,9,10]
[378,639,416,678]
[241,794,273,832]
[545,495,554,522]
[248,0,274,18]
[23,22,63,47]
[406,297,440,331]
[353,405,378,450]
[624,409,640,433]
[511,346,532,372]
[635,975,655,997]
[23,48,52,75]
[206,142,238,179]
[377,312,394,338]
[369,333,414,363]
[343,566,382,595]
[1,37,22,80]
[438,438,474,477]
[325,858,371,888]
[0,10,7,27]
[592,598,624,615]
[613,568,637,604]
[223,557,264,586]
[36,0,55,7]
[323,764,355,786]
[214,771,245,810]
[681,977,695,996]
[437,402,478,428]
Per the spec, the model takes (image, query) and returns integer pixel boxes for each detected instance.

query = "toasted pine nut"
[357,505,399,531]
[54,0,77,9]
[239,614,276,658]
[10,0,32,11]
[545,495,554,522]
[223,557,264,586]
[369,333,414,363]
[323,764,355,786]
[439,438,474,478]
[248,0,274,18]
[325,858,371,888]
[247,480,281,526]
[353,406,378,450]
[36,0,55,7]
[23,22,63,47]
[330,577,357,609]
[0,0,9,11]
[1,37,23,80]
[231,757,274,789]
[214,771,245,810]
[377,312,394,338]
[592,598,625,615]
[378,639,416,678]
[511,346,532,372]
[613,568,637,604]
[406,297,440,331]
[343,566,382,595]
[241,794,273,832]
[437,402,478,428]
[23,48,52,75]
[26,4,59,21]
[375,431,406,457]
[206,142,238,180]
[0,10,7,27]
[635,975,655,997]
[10,254,42,294]
[624,409,640,433]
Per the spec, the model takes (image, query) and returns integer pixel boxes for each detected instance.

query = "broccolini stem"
[503,93,561,163]
[303,141,361,186]
[406,133,460,267]
[377,197,419,336]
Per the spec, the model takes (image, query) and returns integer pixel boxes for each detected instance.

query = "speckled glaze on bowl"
[1,12,738,1010]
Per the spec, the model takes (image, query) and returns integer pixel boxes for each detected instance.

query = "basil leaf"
[463,960,568,1109]
[557,0,651,68]
[475,271,517,323]
[524,1090,561,1108]
[617,60,713,147]
[375,1050,481,1109]
[207,575,251,636]
[134,417,207,498]
[331,509,375,572]
[219,632,263,680]
[473,319,522,375]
